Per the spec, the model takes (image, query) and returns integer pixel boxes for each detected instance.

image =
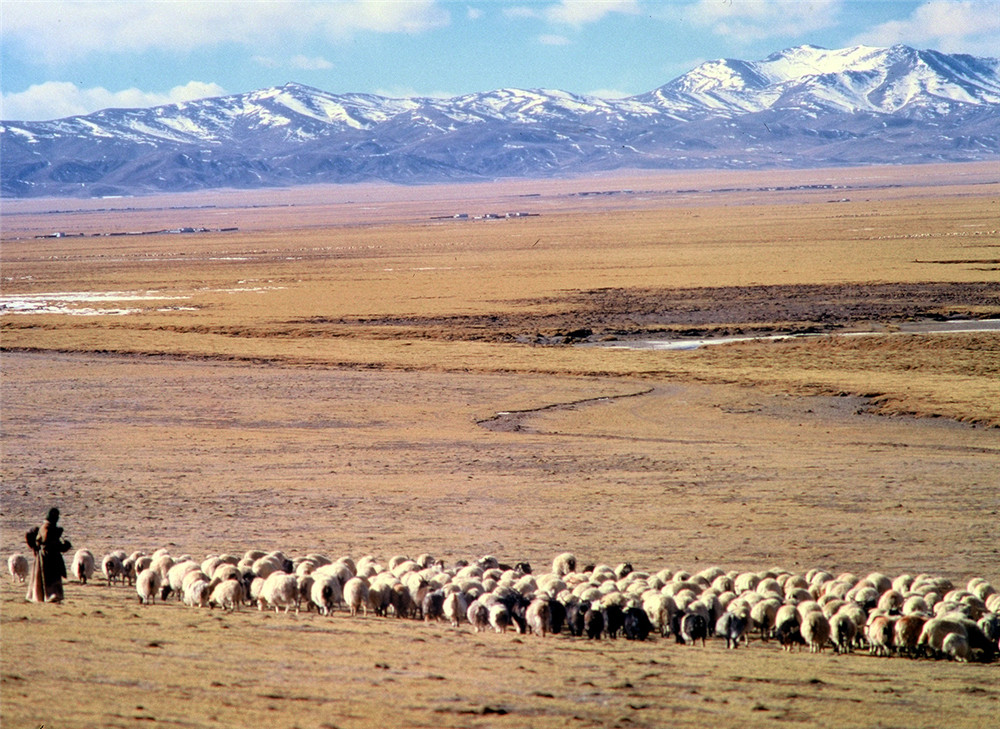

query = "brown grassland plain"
[1,163,999,729]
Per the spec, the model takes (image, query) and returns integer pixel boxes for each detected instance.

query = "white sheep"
[102,553,124,586]
[830,611,857,653]
[801,610,831,653]
[467,599,490,632]
[8,553,29,584]
[121,557,137,586]
[716,591,737,614]
[489,603,511,633]
[866,615,896,656]
[514,574,537,597]
[387,555,410,572]
[297,574,316,611]
[821,597,845,618]
[311,574,343,616]
[134,555,153,575]
[863,572,892,594]
[401,572,429,617]
[344,576,370,617]
[294,560,316,579]
[455,564,484,581]
[823,581,852,600]
[750,598,779,640]
[183,579,211,608]
[892,573,914,594]
[443,591,469,627]
[796,600,823,621]
[252,555,284,579]
[774,603,799,630]
[552,552,577,577]
[734,573,759,594]
[902,595,929,616]
[149,554,174,582]
[213,563,241,582]
[136,567,162,605]
[166,560,200,600]
[918,616,967,655]
[355,555,378,574]
[249,576,266,604]
[967,577,995,601]
[367,581,391,616]
[201,555,221,574]
[304,553,331,568]
[210,578,245,611]
[71,549,95,584]
[259,572,299,614]
[525,598,550,637]
[642,592,676,637]
[942,632,970,662]
[182,569,209,594]
[894,614,927,657]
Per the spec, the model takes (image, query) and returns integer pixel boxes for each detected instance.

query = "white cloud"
[851,1,1000,56]
[685,0,842,44]
[503,6,541,20]
[467,6,483,20]
[546,0,640,26]
[290,55,334,71]
[2,1,450,64]
[252,55,283,69]
[1,81,227,121]
[317,0,450,36]
[538,34,572,45]
[252,54,333,70]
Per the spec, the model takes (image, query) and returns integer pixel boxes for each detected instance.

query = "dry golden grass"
[4,577,1000,729]
[4,168,999,421]
[2,164,999,729]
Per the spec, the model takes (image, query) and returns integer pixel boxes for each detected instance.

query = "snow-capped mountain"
[644,44,1000,115]
[3,45,998,197]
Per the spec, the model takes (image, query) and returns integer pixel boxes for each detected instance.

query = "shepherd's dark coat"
[26,517,71,602]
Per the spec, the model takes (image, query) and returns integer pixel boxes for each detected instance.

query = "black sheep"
[566,600,588,637]
[716,612,748,649]
[623,607,653,641]
[603,604,625,639]
[422,589,445,622]
[584,607,604,640]
[776,618,806,651]
[680,611,708,646]
[509,600,529,634]
[547,598,566,635]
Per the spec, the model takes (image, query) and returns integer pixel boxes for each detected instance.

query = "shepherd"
[25,507,72,602]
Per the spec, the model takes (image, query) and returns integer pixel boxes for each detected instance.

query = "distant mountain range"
[3,44,999,198]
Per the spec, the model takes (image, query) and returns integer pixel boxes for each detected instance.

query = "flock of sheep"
[8,548,999,663]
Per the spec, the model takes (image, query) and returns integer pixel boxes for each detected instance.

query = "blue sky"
[3,0,998,120]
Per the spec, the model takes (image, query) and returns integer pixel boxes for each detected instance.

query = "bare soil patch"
[294,281,1000,343]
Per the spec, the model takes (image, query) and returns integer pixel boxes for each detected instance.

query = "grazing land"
[2,163,999,729]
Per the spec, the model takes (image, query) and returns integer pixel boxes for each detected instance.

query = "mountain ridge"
[3,44,999,197]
